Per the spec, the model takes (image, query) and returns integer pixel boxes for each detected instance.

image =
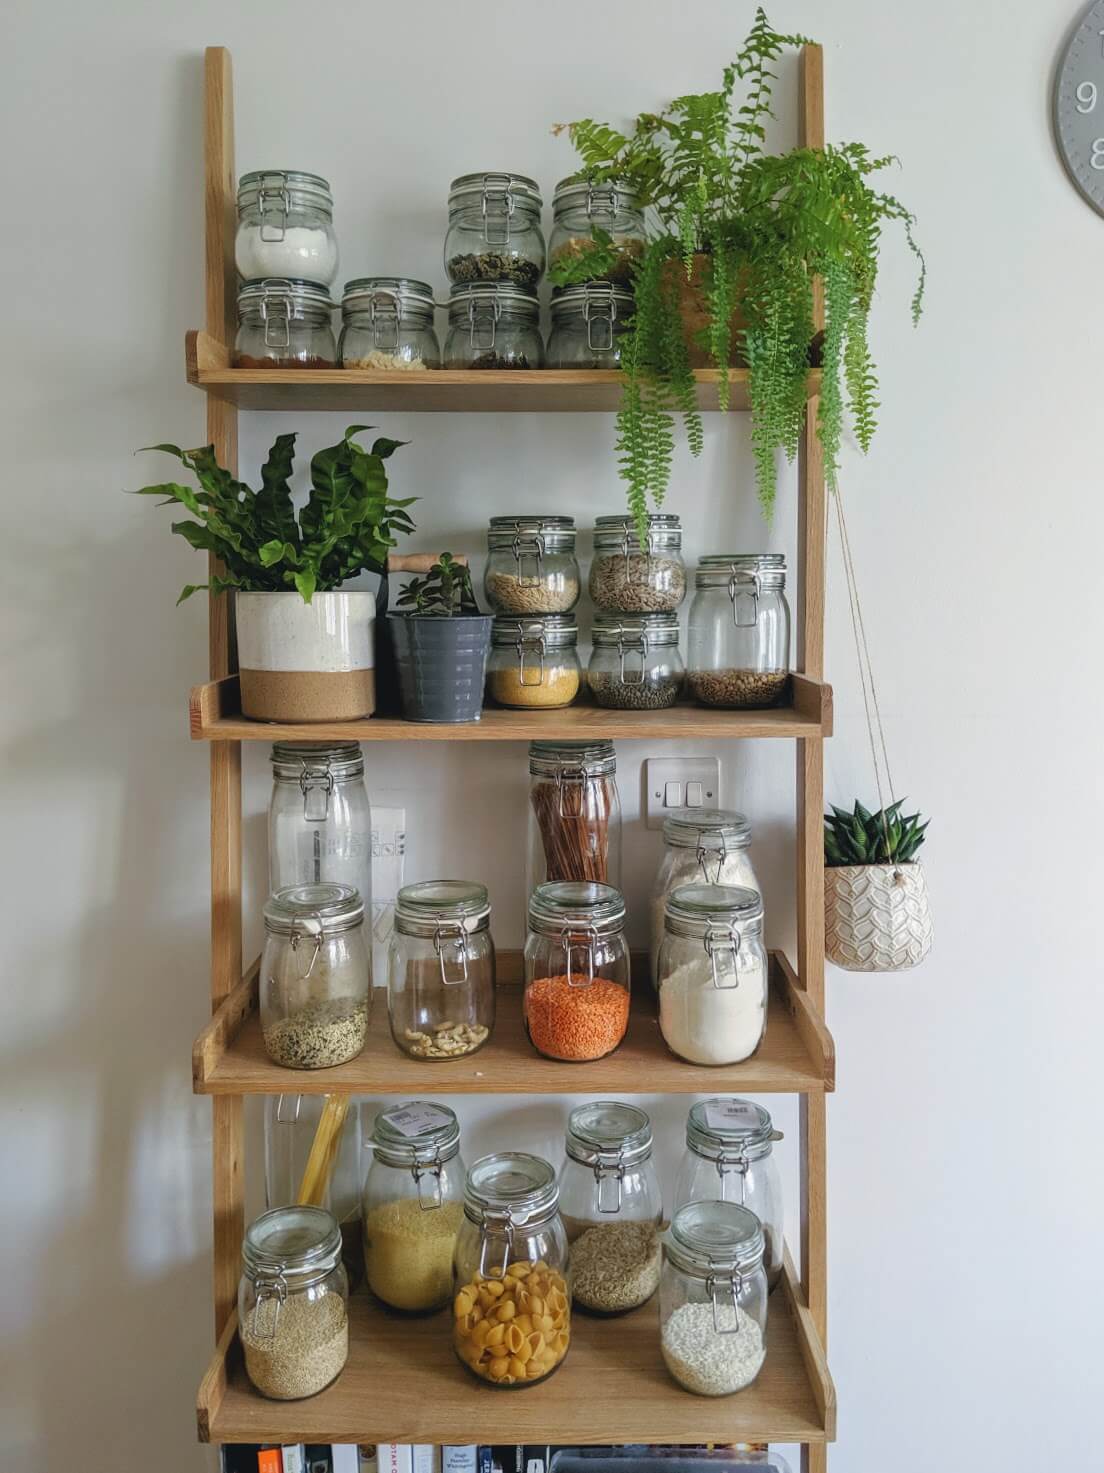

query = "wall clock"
[1055,0,1104,214]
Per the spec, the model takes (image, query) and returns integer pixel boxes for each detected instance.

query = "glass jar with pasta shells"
[590,514,687,614]
[486,614,580,709]
[674,1098,784,1290]
[387,881,495,1061]
[548,176,645,285]
[524,882,631,1062]
[268,742,372,918]
[687,554,791,708]
[547,283,634,369]
[261,882,371,1070]
[444,283,544,369]
[588,613,684,711]
[657,884,767,1067]
[362,1101,466,1313]
[649,808,759,983]
[239,1205,349,1401]
[445,172,545,288]
[660,1200,768,1397]
[484,515,580,616]
[452,1152,571,1388]
[235,170,339,286]
[558,1101,663,1315]
[235,278,336,368]
[526,740,622,897]
[339,277,440,370]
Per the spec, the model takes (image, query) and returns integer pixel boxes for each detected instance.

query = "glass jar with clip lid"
[590,513,687,614]
[547,282,634,368]
[387,881,496,1060]
[484,515,580,615]
[524,881,630,1062]
[235,169,339,285]
[339,277,440,369]
[687,553,791,708]
[486,614,580,709]
[235,278,336,367]
[268,742,372,918]
[587,612,685,711]
[525,740,622,896]
[649,808,759,983]
[548,175,646,285]
[444,282,544,368]
[445,172,545,287]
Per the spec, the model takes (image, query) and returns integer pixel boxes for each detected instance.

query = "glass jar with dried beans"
[236,170,339,286]
[445,173,545,288]
[548,176,645,286]
[524,882,630,1061]
[587,613,684,710]
[650,808,760,984]
[484,516,580,615]
[444,283,544,369]
[239,1205,349,1400]
[261,883,371,1070]
[387,881,495,1061]
[590,515,687,614]
[339,278,440,370]
[452,1152,571,1388]
[363,1101,466,1312]
[687,555,791,708]
[547,283,634,369]
[235,278,336,368]
[268,742,372,918]
[526,740,622,896]
[558,1102,663,1315]
[486,615,580,709]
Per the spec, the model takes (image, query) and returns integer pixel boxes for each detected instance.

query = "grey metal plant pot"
[388,613,493,723]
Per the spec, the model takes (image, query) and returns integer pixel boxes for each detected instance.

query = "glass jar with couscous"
[486,614,580,709]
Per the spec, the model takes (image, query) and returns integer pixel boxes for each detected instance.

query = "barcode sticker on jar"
[387,1102,453,1138]
[704,1099,760,1131]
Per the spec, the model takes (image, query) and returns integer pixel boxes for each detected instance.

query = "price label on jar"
[387,1102,453,1138]
[704,1099,761,1131]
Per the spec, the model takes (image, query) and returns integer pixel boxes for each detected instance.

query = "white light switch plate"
[644,757,721,829]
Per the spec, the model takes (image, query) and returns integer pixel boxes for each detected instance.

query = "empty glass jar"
[656,883,767,1066]
[265,1094,364,1287]
[547,283,634,368]
[363,1101,466,1312]
[524,882,630,1061]
[445,172,545,288]
[444,283,544,368]
[387,881,495,1060]
[650,808,759,983]
[339,277,440,369]
[526,740,622,895]
[558,1101,663,1315]
[660,1201,768,1396]
[588,613,684,711]
[487,615,580,709]
[268,742,372,918]
[549,176,646,286]
[687,555,791,708]
[590,514,687,614]
[239,1204,349,1400]
[235,278,336,367]
[261,882,371,1070]
[484,515,580,615]
[236,170,338,286]
[674,1099,784,1289]
[452,1152,571,1387]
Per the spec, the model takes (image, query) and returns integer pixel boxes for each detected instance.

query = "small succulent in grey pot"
[389,554,492,723]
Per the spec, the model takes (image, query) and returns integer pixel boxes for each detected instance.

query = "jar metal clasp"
[715,1148,751,1205]
[594,1150,626,1213]
[478,1206,515,1278]
[468,295,502,350]
[252,1265,289,1340]
[433,919,470,986]
[413,1146,445,1210]
[729,570,762,628]
[695,830,732,885]
[511,530,545,585]
[561,923,598,989]
[704,921,741,990]
[706,1267,744,1334]
[516,631,547,687]
[258,172,290,242]
[480,173,515,247]
[299,765,334,821]
[583,286,616,352]
[289,916,324,981]
[617,626,648,686]
[555,763,586,816]
[585,183,618,222]
[369,290,401,350]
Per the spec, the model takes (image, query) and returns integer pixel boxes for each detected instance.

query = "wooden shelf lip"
[197,1255,834,1445]
[189,674,833,743]
[186,329,822,413]
[194,950,834,1096]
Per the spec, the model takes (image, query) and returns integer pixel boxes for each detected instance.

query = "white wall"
[3,1,1102,1469]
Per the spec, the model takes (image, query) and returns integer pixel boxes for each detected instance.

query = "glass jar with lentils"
[587,613,684,710]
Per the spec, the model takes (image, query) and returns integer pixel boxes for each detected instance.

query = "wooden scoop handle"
[387,553,469,573]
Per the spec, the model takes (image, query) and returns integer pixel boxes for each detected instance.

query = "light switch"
[644,757,722,829]
[664,780,683,807]
[686,781,704,807]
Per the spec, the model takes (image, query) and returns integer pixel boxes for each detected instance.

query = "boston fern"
[552,7,925,528]
[395,553,481,616]
[824,800,929,868]
[134,425,416,603]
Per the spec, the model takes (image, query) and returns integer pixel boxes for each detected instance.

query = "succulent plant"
[395,553,480,617]
[824,800,929,868]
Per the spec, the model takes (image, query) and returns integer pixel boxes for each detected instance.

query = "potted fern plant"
[824,800,932,972]
[550,7,926,529]
[134,425,416,721]
[389,554,492,723]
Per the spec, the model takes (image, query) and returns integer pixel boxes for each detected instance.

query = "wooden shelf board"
[198,1257,834,1445]
[189,674,833,743]
[193,951,834,1096]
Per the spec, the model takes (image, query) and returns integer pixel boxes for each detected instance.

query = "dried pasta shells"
[452,1263,571,1386]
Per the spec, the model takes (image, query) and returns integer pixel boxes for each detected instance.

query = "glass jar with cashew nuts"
[387,881,495,1060]
[452,1152,571,1388]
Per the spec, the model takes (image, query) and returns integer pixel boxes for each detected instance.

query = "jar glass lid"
[242,1204,342,1278]
[464,1151,559,1223]
[341,277,435,312]
[263,881,364,934]
[686,1098,781,1163]
[488,515,575,532]
[594,513,683,550]
[664,882,763,939]
[448,172,542,208]
[528,739,616,776]
[528,880,626,935]
[237,277,335,310]
[395,880,491,933]
[371,1101,461,1165]
[447,282,540,315]
[270,741,364,778]
[666,1200,764,1277]
[662,807,752,850]
[591,612,680,644]
[238,170,334,207]
[550,282,634,315]
[552,175,641,212]
[566,1101,652,1167]
[491,614,578,647]
[696,553,786,589]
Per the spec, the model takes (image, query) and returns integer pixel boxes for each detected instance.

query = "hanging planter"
[824,802,933,972]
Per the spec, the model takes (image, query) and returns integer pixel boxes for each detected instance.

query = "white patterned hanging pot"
[824,861,933,972]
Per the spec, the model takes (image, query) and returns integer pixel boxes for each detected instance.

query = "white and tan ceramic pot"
[235,590,376,722]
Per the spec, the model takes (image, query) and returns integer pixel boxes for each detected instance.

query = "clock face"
[1055,0,1104,214]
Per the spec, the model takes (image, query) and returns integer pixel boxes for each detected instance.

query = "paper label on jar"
[704,1100,761,1132]
[386,1102,453,1138]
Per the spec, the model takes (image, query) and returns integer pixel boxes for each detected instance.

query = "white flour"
[236,226,339,286]
[650,849,759,983]
[658,956,766,1064]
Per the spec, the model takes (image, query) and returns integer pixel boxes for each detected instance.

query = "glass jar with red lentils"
[523,882,630,1061]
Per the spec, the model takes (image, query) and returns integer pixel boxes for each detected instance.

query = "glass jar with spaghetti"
[526,740,621,897]
[387,881,495,1061]
[523,881,630,1061]
[486,615,580,709]
[452,1152,571,1388]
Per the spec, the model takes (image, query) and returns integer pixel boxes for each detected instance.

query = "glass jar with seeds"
[239,1204,349,1400]
[547,283,634,368]
[235,278,337,368]
[659,1200,768,1396]
[650,808,760,984]
[590,514,686,614]
[674,1098,785,1290]
[523,882,630,1062]
[445,172,545,288]
[261,882,371,1070]
[587,612,685,710]
[548,176,645,286]
[687,554,791,708]
[484,515,580,615]
[525,740,622,897]
[268,742,372,923]
[557,1101,663,1315]
[444,283,544,369]
[487,614,580,709]
[362,1101,466,1312]
[339,277,441,369]
[387,881,495,1061]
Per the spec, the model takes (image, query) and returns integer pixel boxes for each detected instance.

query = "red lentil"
[525,974,630,1061]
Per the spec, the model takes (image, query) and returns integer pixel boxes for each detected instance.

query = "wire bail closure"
[511,530,545,585]
[252,1266,289,1341]
[561,923,598,988]
[695,830,733,885]
[369,289,401,350]
[479,174,515,246]
[704,921,741,989]
[728,570,762,627]
[707,1268,745,1334]
[593,1153,626,1213]
[515,631,547,687]
[289,915,324,981]
[258,173,290,242]
[616,626,649,685]
[299,766,334,822]
[583,285,617,351]
[477,1206,515,1277]
[434,920,470,987]
[467,295,502,350]
[413,1146,446,1210]
[260,285,292,350]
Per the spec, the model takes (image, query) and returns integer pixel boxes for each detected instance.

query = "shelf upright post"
[203,45,244,1339]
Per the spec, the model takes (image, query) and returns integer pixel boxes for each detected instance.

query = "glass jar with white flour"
[650,809,760,984]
